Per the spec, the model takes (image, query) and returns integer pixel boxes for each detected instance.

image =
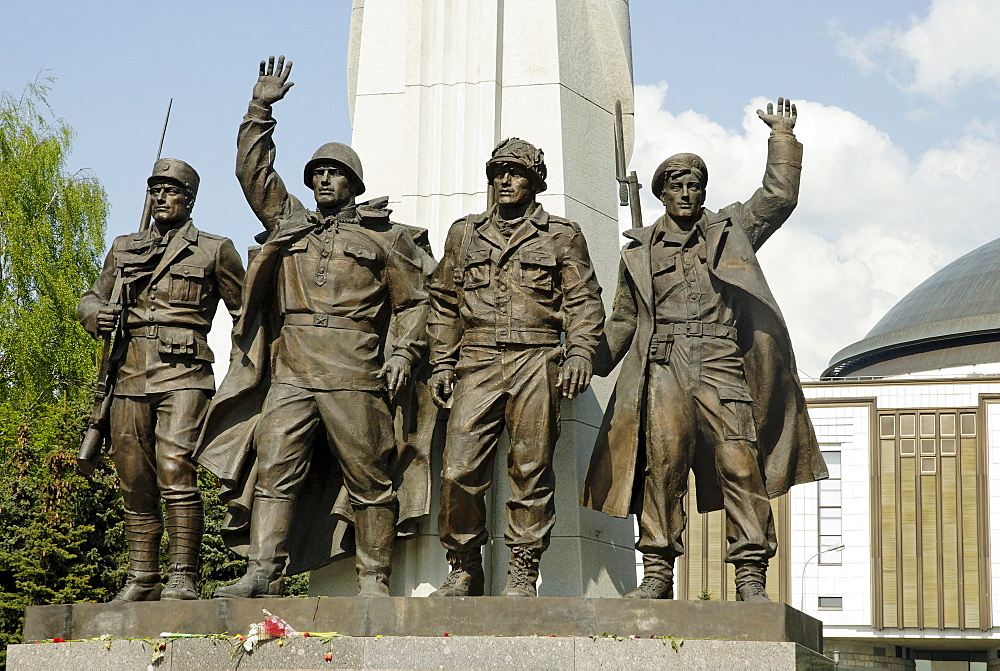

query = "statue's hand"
[756,97,796,134]
[557,355,593,399]
[378,355,412,399]
[95,305,119,338]
[429,369,456,408]
[253,55,294,105]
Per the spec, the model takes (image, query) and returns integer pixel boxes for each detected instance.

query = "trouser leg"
[213,384,318,599]
[502,346,562,553]
[438,348,507,553]
[635,362,695,577]
[629,362,694,598]
[150,389,209,599]
[315,390,398,596]
[109,395,164,601]
[694,386,775,567]
[695,368,775,600]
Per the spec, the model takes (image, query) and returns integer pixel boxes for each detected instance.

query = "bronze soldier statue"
[428,138,604,597]
[582,98,827,601]
[196,56,428,598]
[78,159,245,601]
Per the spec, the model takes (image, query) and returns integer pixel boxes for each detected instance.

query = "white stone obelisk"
[310,0,637,598]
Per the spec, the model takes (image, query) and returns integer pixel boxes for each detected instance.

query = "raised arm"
[236,55,306,232]
[736,97,803,250]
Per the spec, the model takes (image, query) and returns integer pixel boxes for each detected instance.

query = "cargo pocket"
[462,249,492,289]
[168,265,205,306]
[520,249,556,291]
[157,327,196,356]
[719,385,757,442]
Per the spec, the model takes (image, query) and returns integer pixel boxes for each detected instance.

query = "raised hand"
[756,97,796,134]
[253,55,294,105]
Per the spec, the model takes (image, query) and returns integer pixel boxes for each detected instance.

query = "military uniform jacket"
[78,221,244,396]
[428,203,604,371]
[581,133,827,518]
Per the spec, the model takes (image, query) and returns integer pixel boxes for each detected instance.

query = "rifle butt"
[77,426,104,477]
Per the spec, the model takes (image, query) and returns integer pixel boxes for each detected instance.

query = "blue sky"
[4,1,999,376]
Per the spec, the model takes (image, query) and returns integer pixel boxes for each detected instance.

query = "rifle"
[614,99,643,228]
[77,99,173,476]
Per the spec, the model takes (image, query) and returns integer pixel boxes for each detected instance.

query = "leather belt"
[127,325,208,338]
[655,321,737,340]
[283,313,376,334]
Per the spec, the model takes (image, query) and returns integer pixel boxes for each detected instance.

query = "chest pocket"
[462,249,492,290]
[287,238,309,254]
[520,249,557,291]
[168,264,206,306]
[652,253,677,276]
[344,241,378,264]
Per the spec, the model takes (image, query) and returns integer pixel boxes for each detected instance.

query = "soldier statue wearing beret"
[78,159,245,601]
[582,98,828,601]
[428,138,604,597]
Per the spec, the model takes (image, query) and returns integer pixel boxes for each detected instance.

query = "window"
[818,596,843,610]
[819,450,842,565]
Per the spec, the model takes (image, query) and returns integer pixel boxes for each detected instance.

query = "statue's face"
[311,160,354,209]
[660,172,705,222]
[492,162,536,208]
[148,179,193,225]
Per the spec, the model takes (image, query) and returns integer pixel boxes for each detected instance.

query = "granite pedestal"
[10,597,832,669]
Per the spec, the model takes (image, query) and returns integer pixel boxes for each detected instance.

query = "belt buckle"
[685,322,703,337]
[147,324,158,338]
[313,314,329,327]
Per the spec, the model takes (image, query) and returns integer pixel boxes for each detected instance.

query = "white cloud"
[628,84,1000,378]
[835,0,1000,98]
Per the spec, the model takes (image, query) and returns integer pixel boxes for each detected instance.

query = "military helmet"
[303,142,366,195]
[148,158,200,199]
[651,153,708,200]
[486,137,547,193]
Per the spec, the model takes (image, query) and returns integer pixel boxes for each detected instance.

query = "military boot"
[161,501,203,600]
[213,498,291,599]
[500,546,542,597]
[355,506,396,597]
[430,549,485,597]
[113,510,163,602]
[625,554,674,599]
[734,561,771,602]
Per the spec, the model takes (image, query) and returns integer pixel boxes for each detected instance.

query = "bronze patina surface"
[427,138,605,597]
[78,159,245,602]
[582,99,828,601]
[195,56,429,598]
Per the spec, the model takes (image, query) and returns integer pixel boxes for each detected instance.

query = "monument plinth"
[11,597,831,670]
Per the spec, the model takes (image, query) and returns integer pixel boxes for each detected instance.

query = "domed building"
[788,236,1000,669]
[825,237,1000,378]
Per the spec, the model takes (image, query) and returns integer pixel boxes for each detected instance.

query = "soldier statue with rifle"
[78,158,245,602]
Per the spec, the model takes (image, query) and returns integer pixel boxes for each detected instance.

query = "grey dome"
[825,237,1000,378]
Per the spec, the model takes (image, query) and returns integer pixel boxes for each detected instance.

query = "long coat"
[194,200,433,574]
[581,133,827,517]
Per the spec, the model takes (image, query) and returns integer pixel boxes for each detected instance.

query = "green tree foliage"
[0,78,121,666]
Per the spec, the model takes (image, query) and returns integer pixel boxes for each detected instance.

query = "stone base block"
[22,597,823,649]
[9,636,833,670]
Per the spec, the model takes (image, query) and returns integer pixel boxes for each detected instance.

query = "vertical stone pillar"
[310,0,637,598]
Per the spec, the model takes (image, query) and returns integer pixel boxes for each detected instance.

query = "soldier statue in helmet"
[78,159,245,601]
[196,56,428,598]
[427,137,604,597]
